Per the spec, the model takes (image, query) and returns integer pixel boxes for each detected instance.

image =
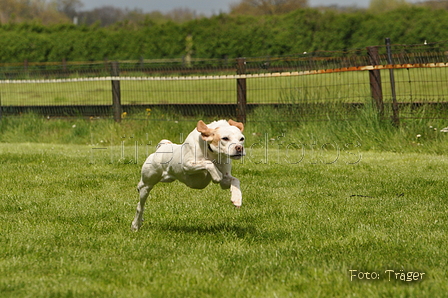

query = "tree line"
[1,5,448,63]
[1,0,446,26]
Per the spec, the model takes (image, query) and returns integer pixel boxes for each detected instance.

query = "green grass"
[1,107,448,154]
[1,140,448,297]
[1,107,448,297]
[2,67,448,106]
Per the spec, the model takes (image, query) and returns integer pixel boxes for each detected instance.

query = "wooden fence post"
[111,61,122,122]
[385,38,400,127]
[236,57,247,124]
[366,46,384,116]
[62,58,67,72]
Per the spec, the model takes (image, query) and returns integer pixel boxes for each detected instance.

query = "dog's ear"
[228,119,244,132]
[197,120,214,141]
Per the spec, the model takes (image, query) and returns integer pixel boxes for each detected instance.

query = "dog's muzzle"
[231,145,245,159]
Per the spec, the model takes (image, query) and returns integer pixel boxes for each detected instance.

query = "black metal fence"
[2,40,448,123]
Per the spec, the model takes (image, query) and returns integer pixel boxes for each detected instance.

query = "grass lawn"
[1,142,447,297]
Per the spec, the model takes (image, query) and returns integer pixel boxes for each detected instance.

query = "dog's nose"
[235,145,243,153]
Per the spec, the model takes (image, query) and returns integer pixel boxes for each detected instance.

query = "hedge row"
[1,6,447,63]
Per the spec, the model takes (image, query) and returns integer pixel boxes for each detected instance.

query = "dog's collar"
[207,144,214,153]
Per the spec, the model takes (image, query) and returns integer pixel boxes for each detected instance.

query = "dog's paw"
[211,171,223,183]
[131,220,142,232]
[230,182,242,207]
[204,163,223,183]
[231,192,242,207]
[231,200,242,208]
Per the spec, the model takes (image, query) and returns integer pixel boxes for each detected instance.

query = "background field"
[2,68,448,106]
[1,114,448,297]
[1,73,367,106]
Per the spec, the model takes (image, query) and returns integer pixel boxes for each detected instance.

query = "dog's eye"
[221,137,230,141]
[240,137,245,142]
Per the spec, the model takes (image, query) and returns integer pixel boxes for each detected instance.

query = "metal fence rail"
[1,40,448,122]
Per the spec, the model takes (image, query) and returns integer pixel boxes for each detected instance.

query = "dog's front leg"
[184,160,223,183]
[205,162,223,183]
[220,173,242,207]
[230,176,242,207]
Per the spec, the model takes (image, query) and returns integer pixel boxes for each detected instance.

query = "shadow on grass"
[153,221,292,243]
[156,222,257,239]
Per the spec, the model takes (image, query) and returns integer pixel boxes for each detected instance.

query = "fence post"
[111,61,122,122]
[62,58,67,72]
[385,38,400,127]
[366,46,384,116]
[236,57,247,124]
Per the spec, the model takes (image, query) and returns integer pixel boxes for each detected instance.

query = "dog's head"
[197,119,245,160]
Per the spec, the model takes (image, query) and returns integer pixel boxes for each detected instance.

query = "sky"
[81,0,424,16]
[79,0,398,15]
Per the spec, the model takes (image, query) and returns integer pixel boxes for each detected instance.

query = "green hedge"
[1,7,448,63]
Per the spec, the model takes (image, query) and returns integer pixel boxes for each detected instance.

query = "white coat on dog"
[131,119,245,231]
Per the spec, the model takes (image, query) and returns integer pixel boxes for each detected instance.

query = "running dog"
[131,119,245,231]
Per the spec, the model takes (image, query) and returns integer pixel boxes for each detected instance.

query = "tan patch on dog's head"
[210,128,221,147]
[197,120,220,143]
[197,120,209,135]
[228,119,244,132]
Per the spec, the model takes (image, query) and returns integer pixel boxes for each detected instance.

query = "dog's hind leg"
[131,180,154,231]
[131,171,161,231]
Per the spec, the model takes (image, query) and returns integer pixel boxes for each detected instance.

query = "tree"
[0,0,69,24]
[78,6,125,26]
[368,0,409,13]
[230,0,308,15]
[0,0,26,23]
[54,0,83,19]
[417,0,448,10]
[165,8,202,23]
